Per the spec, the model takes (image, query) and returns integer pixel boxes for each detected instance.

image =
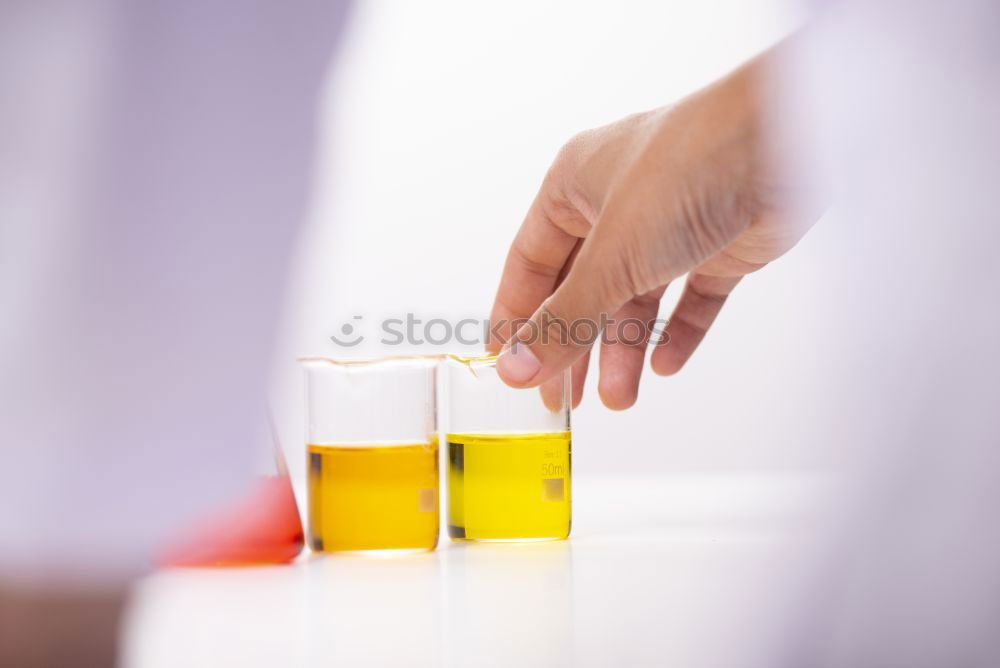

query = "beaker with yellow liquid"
[301,356,439,553]
[446,355,571,542]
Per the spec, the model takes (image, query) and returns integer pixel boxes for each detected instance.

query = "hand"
[489,46,816,409]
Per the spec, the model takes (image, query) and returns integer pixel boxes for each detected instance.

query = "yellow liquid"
[307,441,439,552]
[447,432,571,541]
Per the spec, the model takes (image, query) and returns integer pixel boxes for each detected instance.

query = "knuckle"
[557,130,592,163]
[535,298,588,350]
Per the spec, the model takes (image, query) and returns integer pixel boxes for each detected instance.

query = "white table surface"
[123,474,836,668]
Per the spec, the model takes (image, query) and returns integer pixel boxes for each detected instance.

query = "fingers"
[597,284,668,410]
[487,194,589,353]
[496,231,631,388]
[650,273,741,376]
[540,348,590,410]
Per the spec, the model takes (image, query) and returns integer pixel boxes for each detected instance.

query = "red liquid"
[158,474,304,567]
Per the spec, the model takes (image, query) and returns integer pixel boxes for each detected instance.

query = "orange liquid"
[308,442,439,552]
[158,474,304,567]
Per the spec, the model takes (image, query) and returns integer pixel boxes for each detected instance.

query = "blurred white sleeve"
[761,0,1000,666]
[0,0,348,586]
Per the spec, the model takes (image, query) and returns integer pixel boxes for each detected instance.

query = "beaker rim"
[298,354,444,367]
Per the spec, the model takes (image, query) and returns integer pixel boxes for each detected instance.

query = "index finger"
[487,194,588,352]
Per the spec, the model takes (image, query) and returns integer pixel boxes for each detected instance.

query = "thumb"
[496,237,631,388]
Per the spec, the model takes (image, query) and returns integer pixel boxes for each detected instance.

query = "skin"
[491,43,818,409]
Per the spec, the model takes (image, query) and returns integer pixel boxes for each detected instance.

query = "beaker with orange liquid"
[301,356,439,554]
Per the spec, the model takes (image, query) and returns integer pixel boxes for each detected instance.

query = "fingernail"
[497,342,541,384]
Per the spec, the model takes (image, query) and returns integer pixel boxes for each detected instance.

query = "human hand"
[488,48,816,409]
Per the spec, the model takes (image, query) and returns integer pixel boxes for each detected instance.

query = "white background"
[270,0,846,481]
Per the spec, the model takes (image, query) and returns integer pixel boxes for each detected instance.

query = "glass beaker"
[158,413,304,567]
[445,355,572,542]
[301,356,439,553]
